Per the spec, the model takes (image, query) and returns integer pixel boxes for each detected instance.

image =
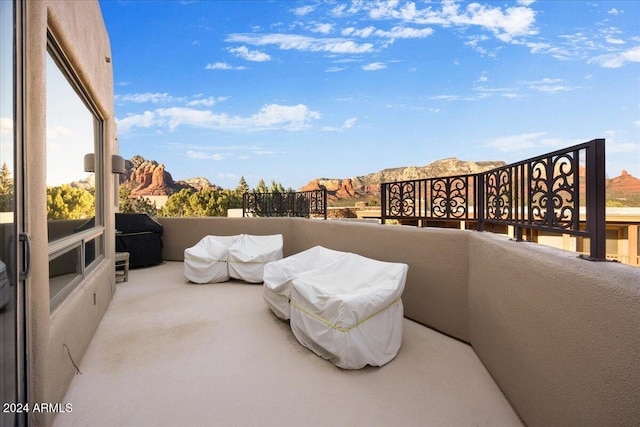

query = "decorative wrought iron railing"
[243,189,327,219]
[381,139,606,260]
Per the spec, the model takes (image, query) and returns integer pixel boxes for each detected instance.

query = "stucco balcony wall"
[158,217,471,342]
[469,232,640,426]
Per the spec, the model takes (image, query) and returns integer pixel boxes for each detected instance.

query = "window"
[46,33,104,310]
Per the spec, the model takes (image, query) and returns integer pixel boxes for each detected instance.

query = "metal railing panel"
[381,139,606,260]
[243,189,327,219]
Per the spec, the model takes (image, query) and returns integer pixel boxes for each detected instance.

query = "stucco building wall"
[24,1,117,424]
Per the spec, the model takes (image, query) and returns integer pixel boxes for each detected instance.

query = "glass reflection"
[0,0,18,425]
[46,50,96,243]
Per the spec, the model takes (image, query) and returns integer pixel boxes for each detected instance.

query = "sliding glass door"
[1,1,27,426]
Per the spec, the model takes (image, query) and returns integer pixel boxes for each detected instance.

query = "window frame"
[46,31,105,311]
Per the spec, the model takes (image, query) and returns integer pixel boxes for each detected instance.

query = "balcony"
[52,216,640,426]
[54,261,519,426]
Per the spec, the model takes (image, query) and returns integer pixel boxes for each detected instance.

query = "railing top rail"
[487,138,602,172]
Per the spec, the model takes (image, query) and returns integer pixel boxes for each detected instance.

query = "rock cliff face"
[301,158,506,202]
[121,155,218,197]
[607,170,640,199]
[300,178,356,201]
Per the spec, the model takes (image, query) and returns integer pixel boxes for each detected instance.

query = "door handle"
[19,232,31,281]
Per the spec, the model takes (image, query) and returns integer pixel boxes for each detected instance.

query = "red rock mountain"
[607,170,640,199]
[121,155,219,197]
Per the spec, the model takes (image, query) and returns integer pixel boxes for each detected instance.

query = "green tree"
[132,196,158,216]
[270,180,285,193]
[119,186,159,215]
[119,186,134,213]
[160,188,195,217]
[47,184,94,220]
[236,176,249,194]
[255,179,268,193]
[159,187,242,217]
[0,162,14,212]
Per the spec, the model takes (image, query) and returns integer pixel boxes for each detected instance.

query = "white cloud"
[226,33,374,54]
[205,62,247,70]
[117,104,320,134]
[374,25,434,41]
[185,150,223,160]
[362,62,387,71]
[342,117,357,129]
[228,46,271,62]
[608,8,622,16]
[155,107,225,131]
[353,1,537,43]
[116,93,227,110]
[525,78,575,93]
[116,111,158,133]
[344,24,434,43]
[325,66,345,72]
[0,117,12,135]
[606,37,625,45]
[455,3,538,42]
[187,97,217,107]
[251,104,320,130]
[590,46,640,68]
[342,26,377,38]
[321,117,357,132]
[430,94,480,101]
[118,92,180,103]
[486,132,547,152]
[311,23,334,35]
[293,5,315,16]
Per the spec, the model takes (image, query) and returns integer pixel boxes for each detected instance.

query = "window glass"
[49,245,82,309]
[45,50,96,242]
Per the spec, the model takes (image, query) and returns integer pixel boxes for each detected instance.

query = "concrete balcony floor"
[54,262,522,427]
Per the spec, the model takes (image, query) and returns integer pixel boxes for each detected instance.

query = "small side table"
[115,252,130,283]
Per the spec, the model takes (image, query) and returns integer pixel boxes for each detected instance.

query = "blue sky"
[99,0,640,189]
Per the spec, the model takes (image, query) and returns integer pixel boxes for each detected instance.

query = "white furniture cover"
[228,234,284,283]
[184,235,240,284]
[263,246,347,320]
[184,234,283,284]
[289,253,408,369]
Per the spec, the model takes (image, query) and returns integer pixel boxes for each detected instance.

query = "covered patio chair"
[289,253,408,369]
[183,235,240,284]
[228,234,284,283]
[263,246,347,320]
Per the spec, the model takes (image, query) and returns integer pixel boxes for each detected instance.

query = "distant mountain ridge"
[301,157,507,202]
[120,154,640,206]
